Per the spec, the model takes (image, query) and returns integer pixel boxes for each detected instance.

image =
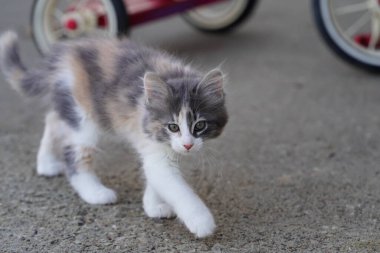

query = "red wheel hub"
[97,14,107,27]
[65,19,78,30]
[354,33,380,48]
[61,0,108,35]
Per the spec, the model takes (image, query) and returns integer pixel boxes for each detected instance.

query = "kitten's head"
[143,69,228,154]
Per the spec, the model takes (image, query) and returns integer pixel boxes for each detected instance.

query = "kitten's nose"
[183,144,193,151]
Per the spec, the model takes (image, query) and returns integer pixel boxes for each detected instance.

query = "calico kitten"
[0,31,228,238]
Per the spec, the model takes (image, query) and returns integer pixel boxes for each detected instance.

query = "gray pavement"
[1,0,380,252]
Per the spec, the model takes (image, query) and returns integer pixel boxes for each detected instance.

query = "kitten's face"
[143,69,228,155]
[166,107,208,154]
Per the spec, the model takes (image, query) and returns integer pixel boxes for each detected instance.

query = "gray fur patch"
[113,41,153,107]
[20,70,47,97]
[76,47,111,130]
[142,113,170,142]
[46,44,66,72]
[190,90,227,139]
[1,37,49,98]
[114,54,145,106]
[53,81,80,129]
[6,43,66,98]
[63,145,76,177]
[193,106,227,139]
[4,40,26,73]
[186,111,193,129]
[156,128,170,142]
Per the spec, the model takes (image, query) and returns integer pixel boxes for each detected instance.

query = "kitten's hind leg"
[143,184,175,219]
[37,112,66,177]
[63,120,117,205]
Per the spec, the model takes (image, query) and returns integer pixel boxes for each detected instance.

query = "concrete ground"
[1,0,380,252]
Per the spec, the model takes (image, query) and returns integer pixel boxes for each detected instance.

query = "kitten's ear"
[143,72,169,104]
[197,69,225,99]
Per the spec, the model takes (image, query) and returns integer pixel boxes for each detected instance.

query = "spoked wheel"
[313,0,380,71]
[182,0,259,33]
[31,0,128,54]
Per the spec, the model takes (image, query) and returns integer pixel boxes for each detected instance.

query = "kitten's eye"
[168,124,180,133]
[194,121,206,131]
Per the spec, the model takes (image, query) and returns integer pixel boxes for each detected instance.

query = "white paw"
[183,209,216,238]
[80,186,117,205]
[144,202,176,219]
[37,160,64,177]
[70,173,117,205]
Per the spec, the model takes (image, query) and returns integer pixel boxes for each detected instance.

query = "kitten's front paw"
[80,186,118,205]
[183,209,216,238]
[144,202,176,219]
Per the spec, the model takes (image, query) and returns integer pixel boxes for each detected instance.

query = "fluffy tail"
[0,31,48,97]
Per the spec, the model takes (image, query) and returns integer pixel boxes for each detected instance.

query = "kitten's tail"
[0,31,48,97]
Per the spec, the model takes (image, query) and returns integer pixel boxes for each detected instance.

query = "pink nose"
[183,144,193,151]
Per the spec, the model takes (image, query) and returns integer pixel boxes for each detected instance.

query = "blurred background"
[1,0,380,252]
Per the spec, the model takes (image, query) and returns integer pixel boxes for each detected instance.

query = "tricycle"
[31,0,380,72]
[31,0,259,53]
[313,0,380,71]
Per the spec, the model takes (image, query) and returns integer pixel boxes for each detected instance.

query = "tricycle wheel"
[182,0,259,33]
[313,0,380,72]
[31,0,128,54]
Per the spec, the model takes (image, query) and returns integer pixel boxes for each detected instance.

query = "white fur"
[143,184,175,218]
[70,171,117,204]
[0,31,23,92]
[179,108,193,146]
[37,130,64,176]
[60,67,75,89]
[139,147,215,238]
[37,150,64,177]
[72,117,99,147]
[0,31,17,53]
[170,108,203,154]
[37,112,66,176]
[37,111,118,205]
[126,108,215,237]
[69,118,119,204]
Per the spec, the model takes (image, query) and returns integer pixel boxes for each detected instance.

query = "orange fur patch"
[67,53,94,117]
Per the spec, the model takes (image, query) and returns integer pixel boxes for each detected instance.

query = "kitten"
[0,31,228,238]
